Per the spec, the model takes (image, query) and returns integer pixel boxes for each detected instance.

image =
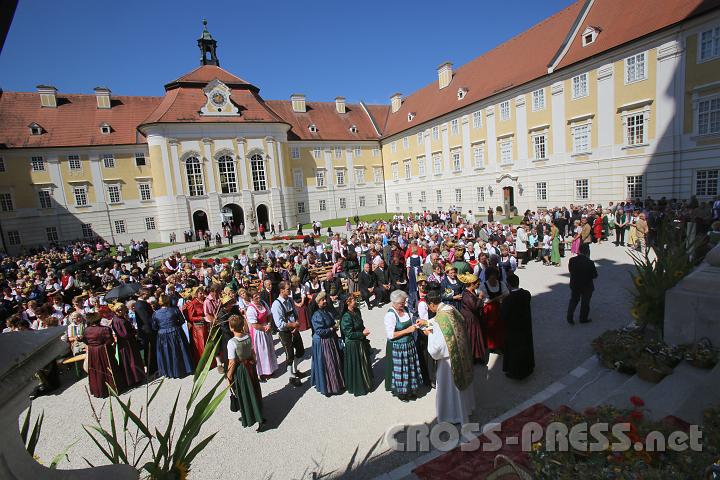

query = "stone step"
[542,356,628,411]
[642,361,720,424]
[565,368,631,411]
[602,374,657,410]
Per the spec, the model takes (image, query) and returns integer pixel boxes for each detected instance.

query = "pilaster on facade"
[515,95,528,166]
[597,63,615,148]
[46,155,68,209]
[485,106,497,173]
[88,154,105,208]
[461,115,472,171]
[167,138,183,196]
[264,136,278,190]
[441,123,451,175]
[550,81,566,162]
[235,137,250,192]
[201,138,217,193]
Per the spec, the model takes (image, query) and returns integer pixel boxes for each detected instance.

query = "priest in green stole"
[424,290,475,424]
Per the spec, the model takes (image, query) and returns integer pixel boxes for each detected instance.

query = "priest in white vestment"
[423,291,475,424]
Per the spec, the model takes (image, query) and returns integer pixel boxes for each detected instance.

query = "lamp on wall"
[518,183,524,195]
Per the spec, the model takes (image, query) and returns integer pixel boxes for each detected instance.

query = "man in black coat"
[358,262,378,310]
[373,259,391,305]
[501,274,534,379]
[567,251,598,324]
[134,288,157,375]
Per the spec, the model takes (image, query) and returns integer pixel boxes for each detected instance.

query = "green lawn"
[500,216,523,225]
[301,212,401,230]
[109,242,173,256]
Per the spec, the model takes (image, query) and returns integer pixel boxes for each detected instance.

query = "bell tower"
[197,19,219,66]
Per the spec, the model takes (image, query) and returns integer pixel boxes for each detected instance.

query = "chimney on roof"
[94,87,111,109]
[291,94,306,113]
[36,85,57,108]
[437,61,453,89]
[390,93,403,114]
[335,96,346,114]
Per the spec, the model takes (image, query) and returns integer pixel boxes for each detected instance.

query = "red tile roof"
[265,100,385,141]
[382,0,585,137]
[165,64,256,89]
[554,0,720,70]
[0,91,162,148]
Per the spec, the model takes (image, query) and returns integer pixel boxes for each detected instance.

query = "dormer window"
[308,124,318,133]
[407,112,416,122]
[29,123,43,135]
[349,125,358,134]
[100,123,112,134]
[457,88,468,100]
[582,26,600,47]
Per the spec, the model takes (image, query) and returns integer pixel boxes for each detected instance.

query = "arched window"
[185,156,205,196]
[250,153,267,191]
[217,154,237,194]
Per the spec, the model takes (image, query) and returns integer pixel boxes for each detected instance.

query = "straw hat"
[220,293,235,305]
[416,273,427,283]
[458,273,478,285]
[444,264,457,273]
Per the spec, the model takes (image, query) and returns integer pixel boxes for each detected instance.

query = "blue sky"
[0,0,572,105]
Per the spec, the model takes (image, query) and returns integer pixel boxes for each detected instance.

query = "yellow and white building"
[0,0,719,253]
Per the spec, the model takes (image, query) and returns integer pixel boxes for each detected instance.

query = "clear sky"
[0,0,573,105]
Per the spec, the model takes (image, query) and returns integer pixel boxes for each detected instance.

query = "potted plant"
[635,352,673,383]
[685,338,719,369]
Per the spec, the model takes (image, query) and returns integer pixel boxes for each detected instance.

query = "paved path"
[31,240,637,479]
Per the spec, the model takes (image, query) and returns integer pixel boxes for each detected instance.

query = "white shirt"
[384,309,410,340]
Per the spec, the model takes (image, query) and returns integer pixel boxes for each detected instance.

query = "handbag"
[229,391,240,412]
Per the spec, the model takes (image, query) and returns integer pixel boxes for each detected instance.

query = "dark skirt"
[156,327,194,378]
[389,339,423,396]
[483,302,505,352]
[343,338,373,396]
[117,337,146,387]
[466,317,487,364]
[87,345,124,398]
[296,299,311,332]
[311,335,345,396]
[233,361,263,428]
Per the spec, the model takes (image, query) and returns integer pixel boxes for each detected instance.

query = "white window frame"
[499,101,510,121]
[624,52,647,84]
[575,178,590,200]
[185,156,205,196]
[38,189,52,209]
[291,146,300,159]
[46,226,58,242]
[68,154,81,171]
[31,156,45,172]
[436,189,443,205]
[297,201,306,214]
[455,188,462,203]
[114,220,126,234]
[314,147,322,159]
[217,154,238,194]
[536,182,547,201]
[402,136,409,149]
[450,119,459,135]
[432,153,442,175]
[355,167,365,185]
[7,230,21,245]
[404,160,412,179]
[334,146,342,159]
[359,195,366,207]
[499,139,513,165]
[420,190,426,203]
[391,162,399,181]
[319,199,327,211]
[417,155,426,177]
[407,192,412,208]
[532,133,548,160]
[391,142,397,153]
[626,175,644,200]
[372,147,380,157]
[532,88,546,111]
[81,223,93,238]
[417,131,424,145]
[0,192,14,212]
[335,168,346,186]
[571,123,592,154]
[472,143,485,169]
[373,167,383,184]
[315,169,326,188]
[250,154,267,191]
[623,110,649,147]
[451,150,462,172]
[73,186,88,207]
[0,157,4,172]
[377,194,383,206]
[339,197,347,209]
[572,73,589,100]
[472,111,483,128]
[394,193,399,209]
[476,186,485,203]
[106,183,122,204]
[145,217,156,230]
[102,153,115,168]
[696,94,720,136]
[698,26,720,63]
[138,182,152,201]
[432,126,439,140]
[695,169,719,198]
[354,146,361,157]
[135,152,147,167]
[293,168,304,188]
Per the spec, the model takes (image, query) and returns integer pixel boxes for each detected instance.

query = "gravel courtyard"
[29,241,637,479]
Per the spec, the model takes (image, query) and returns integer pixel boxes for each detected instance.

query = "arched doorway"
[221,203,244,234]
[256,204,269,231]
[192,210,209,234]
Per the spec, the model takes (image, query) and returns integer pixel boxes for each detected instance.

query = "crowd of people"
[1,194,718,428]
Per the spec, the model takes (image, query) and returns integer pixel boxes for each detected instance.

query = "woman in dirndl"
[84,311,125,398]
[384,290,423,401]
[340,295,373,396]
[459,273,486,364]
[310,292,345,396]
[290,275,311,331]
[225,314,264,429]
[245,289,278,381]
[480,266,509,354]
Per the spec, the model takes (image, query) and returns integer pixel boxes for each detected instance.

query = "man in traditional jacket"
[424,291,475,424]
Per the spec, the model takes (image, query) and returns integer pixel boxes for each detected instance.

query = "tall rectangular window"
[314,147,322,159]
[297,202,306,214]
[436,189,442,205]
[138,183,151,201]
[533,134,547,160]
[391,142,397,153]
[500,140,513,164]
[339,197,347,209]
[572,73,589,99]
[107,184,121,204]
[575,178,589,200]
[499,101,510,121]
[334,146,342,159]
[473,144,485,169]
[372,147,380,157]
[73,186,88,207]
[420,191,426,203]
[359,196,366,207]
[68,154,81,170]
[251,155,267,191]
[626,175,644,200]
[31,156,45,171]
[417,156,426,176]
[293,169,303,188]
[625,52,647,83]
[472,111,483,128]
[217,155,238,194]
[185,157,205,196]
[377,194,383,205]
[0,193,13,211]
[46,226,58,242]
[432,126,439,140]
[404,160,411,179]
[373,167,383,184]
[452,151,461,172]
[455,188,462,203]
[82,223,93,238]
[102,153,115,168]
[135,152,147,167]
[114,220,126,234]
[336,169,345,186]
[697,97,720,135]
[291,146,300,159]
[625,113,646,145]
[315,169,326,187]
[572,124,591,154]
[8,230,21,245]
[391,162,399,181]
[450,119,459,135]
[354,146,361,157]
[402,136,409,149]
[417,131,424,145]
[394,193,399,209]
[696,169,719,197]
[532,89,545,111]
[0,157,5,172]
[38,189,52,209]
[433,154,442,174]
[476,186,485,203]
[699,26,720,61]
[407,192,412,208]
[145,217,156,230]
[319,199,327,211]
[536,182,547,201]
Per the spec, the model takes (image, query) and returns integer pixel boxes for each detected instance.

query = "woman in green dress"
[226,314,264,430]
[550,221,561,267]
[340,295,373,396]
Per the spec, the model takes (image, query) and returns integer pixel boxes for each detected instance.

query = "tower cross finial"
[197,19,219,66]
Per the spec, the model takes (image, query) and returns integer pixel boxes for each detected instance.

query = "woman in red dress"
[480,266,509,353]
[459,273,486,364]
[593,215,603,244]
[84,311,125,398]
[290,275,310,331]
[182,287,213,366]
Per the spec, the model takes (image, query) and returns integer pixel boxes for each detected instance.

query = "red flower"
[630,410,644,421]
[630,396,645,407]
